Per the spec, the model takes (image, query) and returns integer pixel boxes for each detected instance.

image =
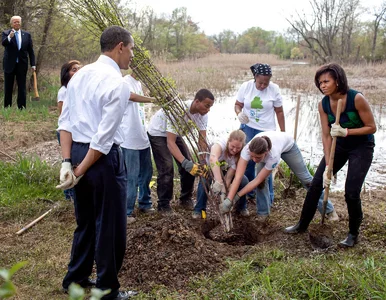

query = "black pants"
[298,140,374,236]
[4,64,27,109]
[148,133,195,210]
[62,143,127,299]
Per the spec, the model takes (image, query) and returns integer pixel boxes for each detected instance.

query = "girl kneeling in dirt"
[220,131,337,222]
[285,63,376,247]
[193,129,249,219]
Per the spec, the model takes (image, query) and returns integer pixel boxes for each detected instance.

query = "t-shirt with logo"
[236,79,283,131]
[240,131,294,170]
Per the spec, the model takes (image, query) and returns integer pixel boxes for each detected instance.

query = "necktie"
[15,31,20,50]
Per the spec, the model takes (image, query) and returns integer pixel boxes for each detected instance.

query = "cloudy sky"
[133,0,381,35]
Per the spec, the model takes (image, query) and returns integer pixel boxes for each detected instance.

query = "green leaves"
[0,261,27,299]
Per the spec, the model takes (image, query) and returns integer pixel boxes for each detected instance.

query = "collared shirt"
[58,55,131,154]
[147,100,208,137]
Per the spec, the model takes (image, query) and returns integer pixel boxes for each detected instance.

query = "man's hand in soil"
[181,159,202,176]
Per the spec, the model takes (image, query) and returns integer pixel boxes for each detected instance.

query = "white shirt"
[208,137,237,170]
[241,131,294,170]
[8,30,22,48]
[58,55,131,155]
[147,100,208,137]
[236,79,283,131]
[120,75,150,150]
[57,86,66,103]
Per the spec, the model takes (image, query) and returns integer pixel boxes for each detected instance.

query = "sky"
[133,0,381,35]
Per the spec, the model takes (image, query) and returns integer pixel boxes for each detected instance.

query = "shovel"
[321,98,343,224]
[309,99,343,249]
[32,71,40,101]
[283,95,301,197]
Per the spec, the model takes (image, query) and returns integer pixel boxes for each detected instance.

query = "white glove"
[212,181,225,195]
[56,162,83,190]
[237,112,249,124]
[323,165,331,188]
[330,124,348,137]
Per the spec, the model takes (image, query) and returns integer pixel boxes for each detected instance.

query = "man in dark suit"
[2,16,36,109]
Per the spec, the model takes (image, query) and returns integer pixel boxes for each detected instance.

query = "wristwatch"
[62,158,72,163]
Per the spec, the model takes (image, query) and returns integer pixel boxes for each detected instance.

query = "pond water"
[206,84,386,192]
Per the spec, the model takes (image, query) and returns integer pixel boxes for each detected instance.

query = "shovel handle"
[321,99,343,224]
[33,71,39,98]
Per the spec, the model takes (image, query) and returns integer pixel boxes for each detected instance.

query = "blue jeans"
[240,124,274,203]
[122,147,153,216]
[194,175,249,213]
[255,143,334,216]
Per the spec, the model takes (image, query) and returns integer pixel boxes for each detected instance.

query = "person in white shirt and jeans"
[121,73,154,224]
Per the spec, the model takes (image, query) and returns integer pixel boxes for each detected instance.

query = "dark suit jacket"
[2,29,35,73]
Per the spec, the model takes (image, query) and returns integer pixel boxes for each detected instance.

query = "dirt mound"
[119,212,266,291]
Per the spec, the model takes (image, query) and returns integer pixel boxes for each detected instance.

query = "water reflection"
[207,87,386,191]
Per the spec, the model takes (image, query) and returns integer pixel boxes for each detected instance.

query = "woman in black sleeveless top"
[285,63,376,247]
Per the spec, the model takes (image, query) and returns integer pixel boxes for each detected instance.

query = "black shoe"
[338,233,358,248]
[63,278,96,293]
[112,290,138,299]
[284,222,307,234]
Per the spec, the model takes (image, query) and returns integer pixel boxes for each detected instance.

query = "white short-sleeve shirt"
[236,79,283,131]
[147,100,208,137]
[240,131,294,170]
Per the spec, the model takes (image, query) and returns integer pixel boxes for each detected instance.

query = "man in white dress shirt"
[57,26,150,300]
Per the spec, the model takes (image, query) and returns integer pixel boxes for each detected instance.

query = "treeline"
[0,0,385,73]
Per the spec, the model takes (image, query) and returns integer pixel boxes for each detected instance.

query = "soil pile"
[120,212,263,291]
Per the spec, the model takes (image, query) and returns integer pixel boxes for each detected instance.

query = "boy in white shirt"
[147,89,215,213]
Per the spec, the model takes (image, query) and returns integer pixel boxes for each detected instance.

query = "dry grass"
[154,54,287,98]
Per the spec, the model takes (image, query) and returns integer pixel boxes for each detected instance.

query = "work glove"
[219,193,240,214]
[219,198,233,214]
[212,180,225,195]
[330,124,348,137]
[56,162,83,190]
[200,164,210,179]
[323,165,332,188]
[237,112,249,124]
[181,159,203,176]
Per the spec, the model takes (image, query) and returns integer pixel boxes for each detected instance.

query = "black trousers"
[148,133,195,210]
[4,63,27,109]
[62,142,127,299]
[298,140,374,236]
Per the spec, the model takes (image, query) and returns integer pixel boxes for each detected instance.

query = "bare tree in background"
[371,1,386,60]
[286,0,361,62]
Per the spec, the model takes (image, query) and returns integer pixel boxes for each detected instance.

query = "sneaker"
[238,209,250,217]
[139,207,156,214]
[192,211,202,219]
[112,290,138,299]
[127,216,136,224]
[326,210,339,221]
